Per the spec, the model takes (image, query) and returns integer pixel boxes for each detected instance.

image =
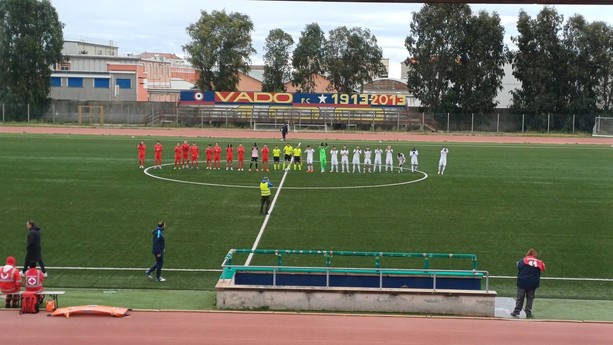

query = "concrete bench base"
[216,280,496,317]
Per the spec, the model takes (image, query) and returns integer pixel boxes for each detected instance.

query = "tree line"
[1,1,612,132]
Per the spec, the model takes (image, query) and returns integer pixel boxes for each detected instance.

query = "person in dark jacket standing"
[145,221,166,282]
[511,248,546,318]
[280,123,288,141]
[23,220,47,277]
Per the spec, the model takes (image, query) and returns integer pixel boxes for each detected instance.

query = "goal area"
[593,117,613,137]
[252,121,328,132]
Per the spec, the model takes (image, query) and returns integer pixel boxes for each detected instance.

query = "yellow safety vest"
[260,182,271,196]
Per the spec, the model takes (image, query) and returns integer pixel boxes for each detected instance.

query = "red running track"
[0,125,611,145]
[0,310,612,345]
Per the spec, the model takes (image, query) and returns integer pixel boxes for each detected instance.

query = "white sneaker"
[157,277,166,282]
[43,272,48,277]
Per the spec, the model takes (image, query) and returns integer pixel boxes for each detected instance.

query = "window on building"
[50,77,62,87]
[116,78,132,89]
[94,78,110,88]
[67,77,83,88]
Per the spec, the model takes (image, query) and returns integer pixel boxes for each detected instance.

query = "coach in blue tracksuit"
[511,248,546,318]
[145,221,166,282]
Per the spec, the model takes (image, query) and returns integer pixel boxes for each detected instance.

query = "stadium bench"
[1,290,66,308]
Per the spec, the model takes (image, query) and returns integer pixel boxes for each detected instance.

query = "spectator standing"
[145,222,166,282]
[0,256,22,308]
[280,123,288,141]
[23,220,46,276]
[511,248,546,318]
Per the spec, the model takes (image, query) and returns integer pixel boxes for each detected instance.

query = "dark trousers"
[260,195,271,214]
[513,287,536,316]
[23,252,46,274]
[147,254,164,279]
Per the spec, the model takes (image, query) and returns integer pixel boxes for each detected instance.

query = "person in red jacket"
[0,256,22,308]
[153,141,163,169]
[137,140,146,168]
[225,144,234,170]
[205,144,213,169]
[237,144,245,171]
[173,142,182,169]
[190,142,199,169]
[181,140,190,169]
[25,261,45,303]
[213,143,222,170]
[261,144,270,172]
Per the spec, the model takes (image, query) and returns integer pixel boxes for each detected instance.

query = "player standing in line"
[190,142,199,169]
[225,144,234,170]
[213,143,222,170]
[374,146,383,173]
[173,142,182,169]
[181,140,190,169]
[261,144,270,172]
[272,145,281,170]
[318,142,328,173]
[410,147,419,173]
[205,144,213,169]
[249,143,259,172]
[282,143,293,170]
[397,152,406,173]
[137,140,146,168]
[385,145,394,172]
[363,147,372,173]
[237,143,245,171]
[330,146,339,172]
[292,144,302,171]
[304,145,315,173]
[438,146,448,175]
[340,145,350,173]
[352,145,362,173]
[153,141,163,169]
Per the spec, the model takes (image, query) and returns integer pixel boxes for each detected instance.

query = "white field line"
[244,142,301,266]
[41,266,613,282]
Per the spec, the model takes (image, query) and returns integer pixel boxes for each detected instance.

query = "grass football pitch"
[0,133,611,301]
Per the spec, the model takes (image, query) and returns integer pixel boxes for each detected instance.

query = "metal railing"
[220,264,491,292]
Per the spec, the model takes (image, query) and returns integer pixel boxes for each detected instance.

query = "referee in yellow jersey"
[292,145,302,171]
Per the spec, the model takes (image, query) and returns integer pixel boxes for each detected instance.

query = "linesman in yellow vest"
[260,176,273,215]
[282,143,293,170]
[292,145,302,171]
[272,145,281,170]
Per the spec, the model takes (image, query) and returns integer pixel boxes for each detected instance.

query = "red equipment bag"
[20,291,39,314]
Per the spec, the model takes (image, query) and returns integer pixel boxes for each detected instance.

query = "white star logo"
[318,94,327,103]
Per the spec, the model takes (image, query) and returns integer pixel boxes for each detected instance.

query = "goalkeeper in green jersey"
[318,142,328,173]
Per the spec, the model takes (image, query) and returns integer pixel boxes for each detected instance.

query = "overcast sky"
[50,0,613,79]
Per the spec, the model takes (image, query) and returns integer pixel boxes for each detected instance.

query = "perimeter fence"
[0,100,602,135]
